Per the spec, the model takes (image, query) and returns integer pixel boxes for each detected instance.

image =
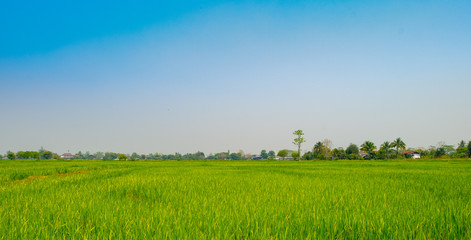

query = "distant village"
[3,137,470,161]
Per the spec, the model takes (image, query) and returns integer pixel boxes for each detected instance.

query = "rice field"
[0,160,470,239]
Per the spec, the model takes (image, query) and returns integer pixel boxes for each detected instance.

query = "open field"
[0,160,470,239]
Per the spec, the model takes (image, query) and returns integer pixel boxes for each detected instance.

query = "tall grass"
[0,160,470,239]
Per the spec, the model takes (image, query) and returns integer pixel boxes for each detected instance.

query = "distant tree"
[313,141,330,159]
[435,147,446,158]
[361,141,377,159]
[16,151,26,159]
[443,145,455,155]
[103,152,118,160]
[455,140,468,158]
[230,152,242,160]
[131,152,139,160]
[39,147,45,155]
[194,151,205,160]
[302,151,314,160]
[380,141,392,159]
[292,130,305,161]
[140,154,146,160]
[277,150,288,160]
[41,150,53,160]
[260,150,268,159]
[291,152,299,159]
[7,151,15,160]
[391,138,406,158]
[468,141,471,158]
[118,154,127,161]
[331,148,346,160]
[95,152,104,160]
[29,151,40,159]
[345,144,359,155]
[268,150,275,159]
[361,141,376,153]
[313,142,324,155]
[76,151,84,160]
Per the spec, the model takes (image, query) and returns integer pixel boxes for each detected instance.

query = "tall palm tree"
[313,142,325,155]
[361,141,377,154]
[380,141,392,159]
[391,138,406,159]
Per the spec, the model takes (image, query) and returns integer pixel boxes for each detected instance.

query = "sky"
[1,0,470,155]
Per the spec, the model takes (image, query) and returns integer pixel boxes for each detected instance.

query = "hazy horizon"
[1,1,470,155]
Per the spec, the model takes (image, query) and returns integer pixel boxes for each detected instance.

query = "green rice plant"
[0,160,470,239]
[55,167,69,174]
[8,171,30,181]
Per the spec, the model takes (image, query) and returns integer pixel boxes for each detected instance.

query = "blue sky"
[1,0,470,154]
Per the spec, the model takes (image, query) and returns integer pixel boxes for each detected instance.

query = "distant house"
[61,153,73,159]
[403,151,421,159]
[359,152,369,159]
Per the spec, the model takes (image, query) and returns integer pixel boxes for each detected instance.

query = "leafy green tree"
[331,148,346,160]
[361,141,376,153]
[268,150,275,159]
[291,152,300,159]
[103,152,118,160]
[345,144,360,160]
[118,154,127,161]
[345,144,359,155]
[7,151,15,160]
[361,141,377,159]
[443,145,455,155]
[391,138,406,158]
[277,150,288,160]
[41,150,53,159]
[435,147,446,158]
[39,147,45,155]
[313,142,324,156]
[380,141,392,159]
[302,151,314,160]
[455,141,467,158]
[260,150,268,159]
[16,151,26,159]
[312,140,332,159]
[195,151,205,160]
[292,130,305,161]
[230,152,242,160]
[131,152,139,160]
[27,151,40,159]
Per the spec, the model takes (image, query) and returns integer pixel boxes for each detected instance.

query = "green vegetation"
[4,137,471,161]
[292,130,305,161]
[1,160,470,239]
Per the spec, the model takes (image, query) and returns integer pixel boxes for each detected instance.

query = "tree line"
[289,130,471,160]
[3,133,471,161]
